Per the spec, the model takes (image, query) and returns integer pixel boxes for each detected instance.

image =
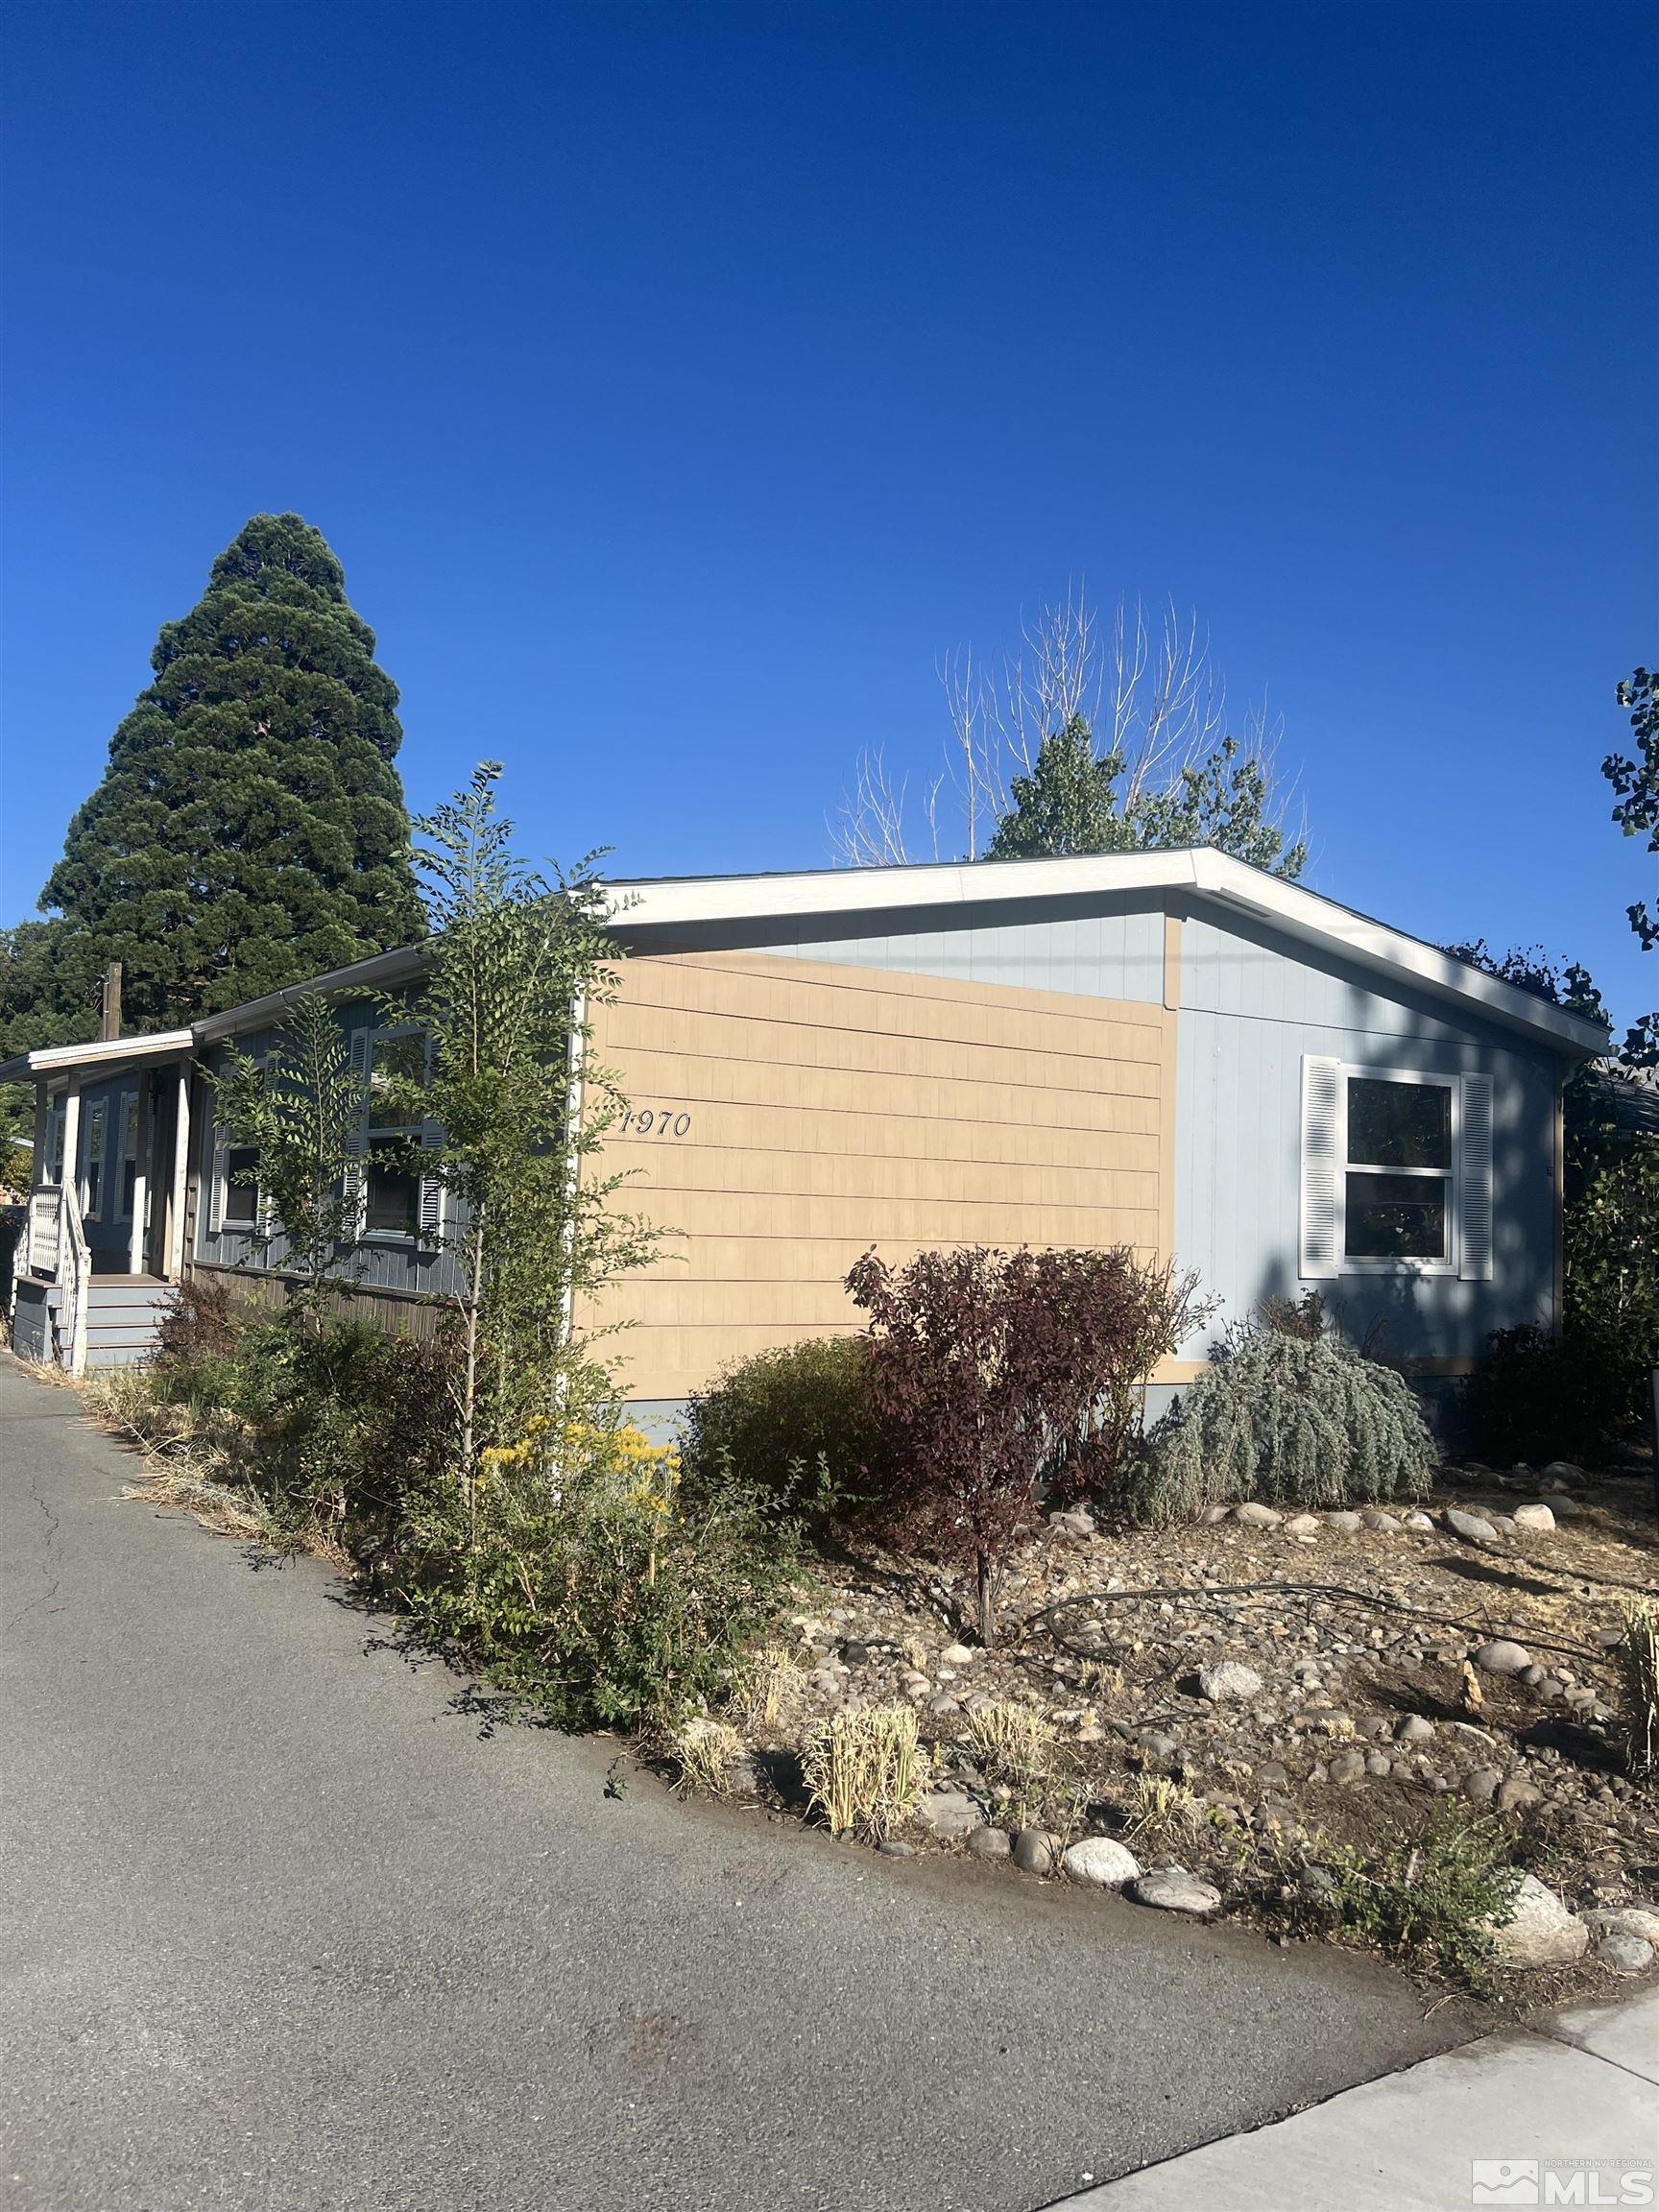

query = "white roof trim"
[6,849,1608,1073]
[25,1029,194,1076]
[604,848,1607,1056]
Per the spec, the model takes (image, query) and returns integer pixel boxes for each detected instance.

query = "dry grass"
[1615,1599,1659,1778]
[738,1644,808,1731]
[965,1699,1055,1790]
[801,1706,928,1841]
[1124,1772,1203,1842]
[672,1717,746,1798]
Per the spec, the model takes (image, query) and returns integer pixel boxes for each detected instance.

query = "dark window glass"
[1347,1078,1451,1169]
[1345,1172,1447,1260]
[122,1159,137,1217]
[365,1139,420,1234]
[369,1033,427,1130]
[223,1147,260,1229]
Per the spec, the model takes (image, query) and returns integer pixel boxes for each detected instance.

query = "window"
[361,1029,431,1238]
[42,1099,66,1187]
[1301,1058,1492,1284]
[117,1093,140,1220]
[1343,1074,1453,1263]
[221,1146,261,1231]
[82,1100,107,1219]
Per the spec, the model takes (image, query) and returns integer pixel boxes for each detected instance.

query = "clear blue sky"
[3,2,1654,1028]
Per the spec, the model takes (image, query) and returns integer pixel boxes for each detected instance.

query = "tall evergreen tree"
[37,512,424,1028]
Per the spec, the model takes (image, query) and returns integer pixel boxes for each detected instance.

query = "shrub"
[848,1243,1208,1643]
[155,1275,250,1377]
[1460,1324,1617,1467]
[1295,1807,1523,1994]
[801,1706,926,1841]
[397,1443,805,1731]
[680,1334,887,1524]
[1131,1326,1436,1524]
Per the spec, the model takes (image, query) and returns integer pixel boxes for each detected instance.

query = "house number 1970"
[621,1107,692,1138]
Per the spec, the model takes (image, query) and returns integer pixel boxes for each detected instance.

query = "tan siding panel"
[582,950,1174,1400]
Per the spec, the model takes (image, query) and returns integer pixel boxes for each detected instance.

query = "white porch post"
[166,1060,191,1280]
[128,1078,150,1275]
[61,1079,83,1210]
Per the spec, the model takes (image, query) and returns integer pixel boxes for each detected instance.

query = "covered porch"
[6,1029,195,1372]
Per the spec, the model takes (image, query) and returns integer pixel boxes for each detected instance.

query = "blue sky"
[3,1,1654,1027]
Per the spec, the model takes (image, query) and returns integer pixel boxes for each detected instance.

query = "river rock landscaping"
[703,1455,1659,2004]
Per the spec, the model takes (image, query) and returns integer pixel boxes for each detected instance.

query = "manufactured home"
[3,850,1606,1428]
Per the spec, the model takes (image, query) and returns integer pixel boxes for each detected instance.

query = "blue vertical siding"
[1174,909,1557,1359]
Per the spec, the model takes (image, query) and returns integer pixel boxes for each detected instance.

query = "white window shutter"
[418,1122,445,1238]
[342,1028,372,1226]
[1300,1056,1341,1280]
[1459,1072,1494,1281]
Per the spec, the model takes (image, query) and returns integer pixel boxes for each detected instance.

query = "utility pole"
[99,962,122,1043]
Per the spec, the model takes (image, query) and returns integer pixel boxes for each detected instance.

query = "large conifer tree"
[38,512,424,1026]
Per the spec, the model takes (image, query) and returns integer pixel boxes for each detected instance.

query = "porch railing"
[25,1184,90,1374]
[26,1188,61,1276]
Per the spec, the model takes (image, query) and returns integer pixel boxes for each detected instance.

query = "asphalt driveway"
[0,1353,1479,2212]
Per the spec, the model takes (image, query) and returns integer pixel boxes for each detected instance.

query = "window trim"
[81,1099,108,1221]
[356,1022,441,1244]
[1336,1063,1458,1276]
[115,1090,140,1222]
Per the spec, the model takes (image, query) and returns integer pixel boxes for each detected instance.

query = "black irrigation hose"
[1024,1578,1610,1671]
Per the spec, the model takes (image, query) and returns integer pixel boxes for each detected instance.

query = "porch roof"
[0,1029,195,1084]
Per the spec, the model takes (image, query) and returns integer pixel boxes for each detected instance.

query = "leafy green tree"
[386,764,660,1524]
[33,512,422,1031]
[210,992,368,1323]
[985,714,1130,859]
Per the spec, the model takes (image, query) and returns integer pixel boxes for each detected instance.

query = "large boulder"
[912,1788,985,1842]
[1482,1874,1590,1969]
[1446,1507,1501,1548]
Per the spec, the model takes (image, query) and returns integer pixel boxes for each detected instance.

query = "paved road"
[1,1354,1479,2212]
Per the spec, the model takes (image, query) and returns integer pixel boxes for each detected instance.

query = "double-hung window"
[1300,1059,1492,1283]
[82,1100,107,1220]
[359,1028,435,1238]
[1342,1072,1455,1265]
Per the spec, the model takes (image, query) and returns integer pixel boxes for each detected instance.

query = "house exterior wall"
[191,997,467,1302]
[581,946,1177,1407]
[1173,907,1558,1363]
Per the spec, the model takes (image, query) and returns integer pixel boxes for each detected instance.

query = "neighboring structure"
[3,850,1606,1429]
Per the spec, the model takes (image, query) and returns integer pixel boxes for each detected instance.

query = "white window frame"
[115,1091,140,1222]
[42,1094,66,1188]
[207,1055,269,1238]
[1337,1063,1458,1277]
[81,1099,108,1221]
[356,1024,442,1243]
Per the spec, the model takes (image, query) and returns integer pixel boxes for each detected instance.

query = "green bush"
[1460,1324,1619,1467]
[680,1334,887,1525]
[397,1446,806,1730]
[1130,1324,1436,1523]
[1295,1806,1524,1994]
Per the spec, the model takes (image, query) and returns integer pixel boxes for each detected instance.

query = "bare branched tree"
[830,589,1305,873]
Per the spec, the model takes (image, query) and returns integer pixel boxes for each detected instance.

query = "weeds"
[672,1717,745,1797]
[801,1706,927,1841]
[1292,1807,1523,1994]
[1615,1599,1659,1778]
[739,1644,808,1731]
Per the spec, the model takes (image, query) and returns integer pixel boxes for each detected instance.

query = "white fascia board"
[192,945,428,1044]
[27,1028,195,1076]
[606,848,1606,1058]
[606,851,1200,930]
[1189,853,1608,1057]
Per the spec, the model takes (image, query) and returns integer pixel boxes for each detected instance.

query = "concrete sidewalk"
[1061,1988,1658,2210]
